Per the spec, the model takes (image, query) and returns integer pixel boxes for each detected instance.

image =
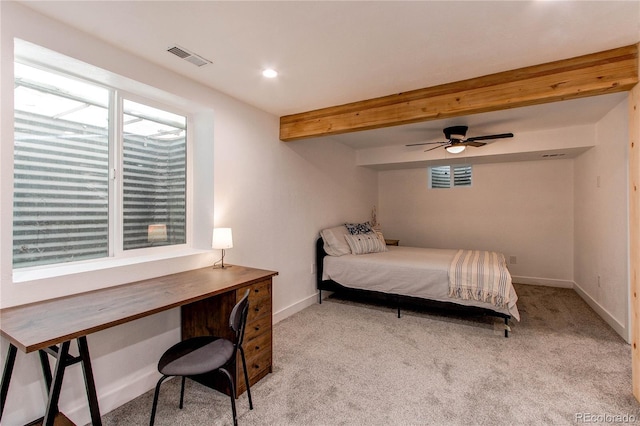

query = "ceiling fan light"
[446,145,466,154]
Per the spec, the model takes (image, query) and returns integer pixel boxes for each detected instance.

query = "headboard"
[316,237,327,288]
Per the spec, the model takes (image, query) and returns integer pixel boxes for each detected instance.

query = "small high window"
[429,165,472,189]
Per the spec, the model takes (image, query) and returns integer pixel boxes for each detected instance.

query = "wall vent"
[167,45,212,67]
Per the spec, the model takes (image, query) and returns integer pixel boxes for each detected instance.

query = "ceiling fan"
[406,125,514,154]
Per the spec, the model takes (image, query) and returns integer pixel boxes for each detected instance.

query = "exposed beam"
[630,51,640,402]
[280,44,638,142]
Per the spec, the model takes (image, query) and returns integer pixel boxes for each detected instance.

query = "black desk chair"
[149,290,253,425]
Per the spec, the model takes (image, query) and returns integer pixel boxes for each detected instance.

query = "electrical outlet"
[597,275,601,287]
[509,256,517,265]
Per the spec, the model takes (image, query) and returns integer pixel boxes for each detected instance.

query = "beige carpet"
[98,284,638,425]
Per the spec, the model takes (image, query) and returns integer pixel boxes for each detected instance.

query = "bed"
[316,224,520,337]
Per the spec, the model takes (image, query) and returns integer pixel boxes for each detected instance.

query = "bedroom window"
[13,61,187,269]
[429,165,472,189]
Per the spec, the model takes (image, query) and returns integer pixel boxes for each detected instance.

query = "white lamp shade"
[212,228,233,249]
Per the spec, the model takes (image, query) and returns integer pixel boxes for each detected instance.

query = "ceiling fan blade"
[406,141,447,147]
[466,133,514,142]
[424,145,445,152]
[462,141,486,147]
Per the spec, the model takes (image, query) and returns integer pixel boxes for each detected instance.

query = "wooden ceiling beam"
[280,44,638,142]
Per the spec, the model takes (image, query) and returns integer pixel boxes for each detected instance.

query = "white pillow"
[320,226,351,256]
[344,233,388,255]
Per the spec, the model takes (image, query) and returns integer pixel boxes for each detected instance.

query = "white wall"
[0,3,377,425]
[378,157,575,286]
[574,98,629,340]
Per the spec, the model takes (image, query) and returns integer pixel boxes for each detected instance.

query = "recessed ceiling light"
[262,68,278,78]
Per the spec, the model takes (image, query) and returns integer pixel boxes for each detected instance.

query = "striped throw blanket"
[448,250,511,308]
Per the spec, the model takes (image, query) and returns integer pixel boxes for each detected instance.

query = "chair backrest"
[230,289,250,348]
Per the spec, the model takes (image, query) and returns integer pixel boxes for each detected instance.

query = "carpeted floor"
[99,284,638,425]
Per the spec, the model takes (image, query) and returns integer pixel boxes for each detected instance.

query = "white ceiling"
[19,0,640,149]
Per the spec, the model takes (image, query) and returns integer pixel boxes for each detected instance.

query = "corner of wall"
[574,281,629,343]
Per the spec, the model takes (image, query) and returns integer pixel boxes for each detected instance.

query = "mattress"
[322,245,520,320]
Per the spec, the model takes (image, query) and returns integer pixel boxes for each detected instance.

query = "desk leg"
[3,339,102,426]
[78,336,101,426]
[43,341,70,426]
[0,343,18,422]
[39,350,53,392]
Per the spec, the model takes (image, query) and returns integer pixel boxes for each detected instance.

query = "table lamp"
[147,224,168,243]
[212,227,233,268]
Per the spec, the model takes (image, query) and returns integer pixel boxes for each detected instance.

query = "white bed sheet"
[322,246,520,320]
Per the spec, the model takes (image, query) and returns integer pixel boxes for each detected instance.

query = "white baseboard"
[273,292,318,324]
[573,283,629,343]
[512,275,574,288]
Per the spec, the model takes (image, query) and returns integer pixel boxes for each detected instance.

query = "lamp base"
[213,250,232,269]
[213,264,232,269]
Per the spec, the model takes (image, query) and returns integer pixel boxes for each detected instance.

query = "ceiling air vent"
[167,45,212,67]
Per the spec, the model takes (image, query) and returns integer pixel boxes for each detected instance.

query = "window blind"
[430,165,472,189]
[453,165,472,186]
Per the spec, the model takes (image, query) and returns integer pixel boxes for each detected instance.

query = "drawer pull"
[254,307,260,312]
[254,289,260,293]
[254,345,261,351]
[254,326,260,331]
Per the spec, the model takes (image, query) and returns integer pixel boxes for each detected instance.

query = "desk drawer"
[239,280,271,323]
[246,345,272,381]
[248,298,271,323]
[245,314,271,342]
[236,345,272,394]
[238,279,271,304]
[244,329,270,359]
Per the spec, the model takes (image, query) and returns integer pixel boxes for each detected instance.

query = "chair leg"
[238,346,253,410]
[149,375,171,426]
[179,376,186,409]
[219,368,237,426]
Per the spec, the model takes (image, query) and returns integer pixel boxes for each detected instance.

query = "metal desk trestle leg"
[1,337,102,426]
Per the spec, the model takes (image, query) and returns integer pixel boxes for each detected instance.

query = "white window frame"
[429,164,472,189]
[114,90,192,259]
[12,43,195,278]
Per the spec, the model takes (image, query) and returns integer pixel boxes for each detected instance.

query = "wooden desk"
[0,265,277,426]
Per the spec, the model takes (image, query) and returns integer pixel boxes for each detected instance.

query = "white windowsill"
[4,247,215,308]
[12,248,211,283]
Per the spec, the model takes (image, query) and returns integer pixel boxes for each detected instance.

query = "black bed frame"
[315,237,512,337]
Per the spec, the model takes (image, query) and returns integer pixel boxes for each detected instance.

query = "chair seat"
[158,336,235,377]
